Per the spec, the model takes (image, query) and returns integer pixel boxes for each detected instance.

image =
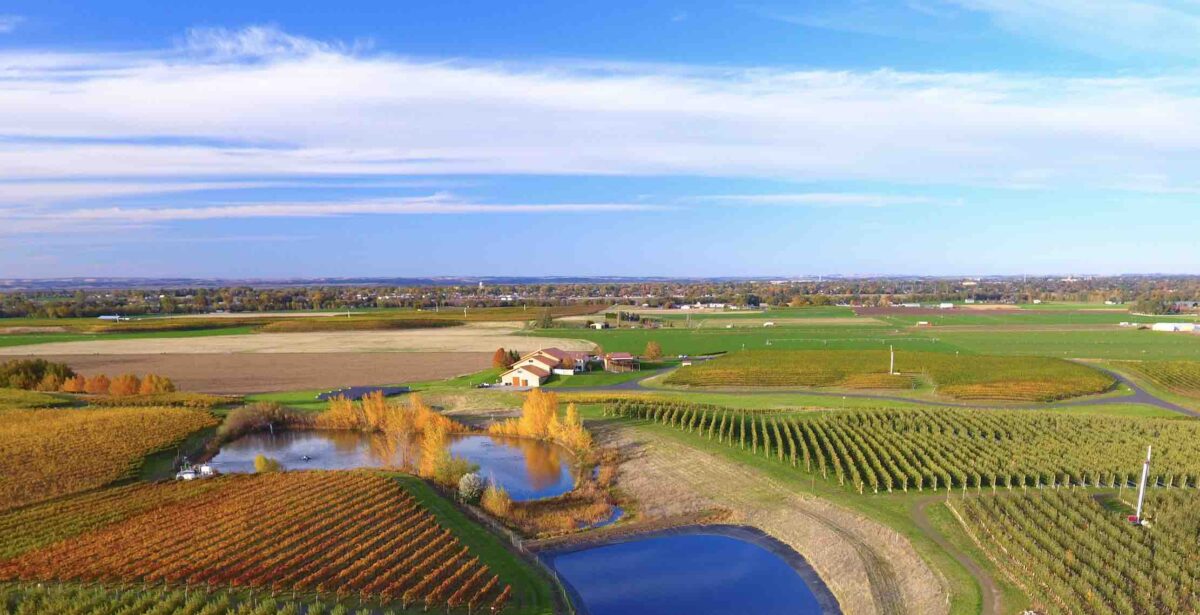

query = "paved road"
[573,365,1200,418]
[911,498,1000,615]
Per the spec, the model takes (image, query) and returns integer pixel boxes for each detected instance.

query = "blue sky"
[2,1,1200,278]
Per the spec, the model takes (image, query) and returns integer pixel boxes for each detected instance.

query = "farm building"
[1151,323,1197,333]
[500,347,595,387]
[938,303,955,309]
[500,364,550,387]
[604,352,639,372]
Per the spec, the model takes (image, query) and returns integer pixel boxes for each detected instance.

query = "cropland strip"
[595,421,948,615]
[0,323,594,355]
[37,352,493,394]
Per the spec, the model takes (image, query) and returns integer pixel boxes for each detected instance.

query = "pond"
[209,431,577,501]
[542,526,840,615]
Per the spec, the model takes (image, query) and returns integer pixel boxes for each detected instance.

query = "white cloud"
[696,193,956,207]
[179,25,367,59]
[0,192,663,234]
[0,15,22,34]
[5,24,1200,213]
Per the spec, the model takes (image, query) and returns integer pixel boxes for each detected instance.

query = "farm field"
[664,349,1115,401]
[1109,360,1200,399]
[35,352,494,394]
[0,323,593,355]
[954,490,1199,614]
[528,322,1200,360]
[0,406,218,511]
[605,400,1200,493]
[0,472,524,613]
[875,311,1194,326]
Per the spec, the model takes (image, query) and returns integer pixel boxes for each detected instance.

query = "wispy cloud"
[5,23,1200,223]
[942,0,1200,58]
[179,25,371,60]
[696,193,957,207]
[0,15,23,34]
[0,192,664,234]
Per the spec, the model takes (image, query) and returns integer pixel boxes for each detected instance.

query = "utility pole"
[1134,445,1152,525]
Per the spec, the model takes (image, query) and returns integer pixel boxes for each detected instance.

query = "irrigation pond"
[209,431,578,500]
[542,525,840,615]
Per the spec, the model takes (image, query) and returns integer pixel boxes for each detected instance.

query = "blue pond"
[544,530,834,615]
[209,431,576,501]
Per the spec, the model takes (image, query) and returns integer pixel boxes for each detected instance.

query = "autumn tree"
[492,348,513,369]
[138,373,176,395]
[644,341,663,361]
[108,374,142,397]
[60,374,87,393]
[84,374,111,395]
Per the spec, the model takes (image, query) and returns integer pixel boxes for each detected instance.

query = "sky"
[2,1,1200,278]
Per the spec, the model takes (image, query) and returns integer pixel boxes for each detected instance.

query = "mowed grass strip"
[0,406,218,511]
[665,349,1115,401]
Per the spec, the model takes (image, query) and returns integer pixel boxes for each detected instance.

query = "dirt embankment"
[41,352,493,394]
[596,422,949,615]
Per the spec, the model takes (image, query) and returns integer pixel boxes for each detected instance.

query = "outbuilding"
[1151,323,1197,333]
[500,364,550,387]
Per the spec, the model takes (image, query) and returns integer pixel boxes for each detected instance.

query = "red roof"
[521,365,550,377]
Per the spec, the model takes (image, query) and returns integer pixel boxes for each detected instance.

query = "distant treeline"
[2,276,1199,318]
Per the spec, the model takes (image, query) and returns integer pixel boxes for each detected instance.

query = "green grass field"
[879,311,1193,326]
[525,321,1200,361]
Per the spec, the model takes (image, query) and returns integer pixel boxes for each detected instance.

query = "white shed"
[1151,323,1197,333]
[500,365,550,387]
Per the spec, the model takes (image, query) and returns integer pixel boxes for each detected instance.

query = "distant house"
[938,303,955,309]
[604,352,639,373]
[591,322,608,330]
[1151,323,1197,333]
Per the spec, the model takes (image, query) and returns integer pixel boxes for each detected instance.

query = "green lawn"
[246,367,507,412]
[543,362,674,388]
[388,474,557,615]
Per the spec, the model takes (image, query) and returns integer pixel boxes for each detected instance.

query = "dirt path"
[597,421,949,615]
[911,498,999,615]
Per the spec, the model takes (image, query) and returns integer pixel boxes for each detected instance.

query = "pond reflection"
[209,431,576,501]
